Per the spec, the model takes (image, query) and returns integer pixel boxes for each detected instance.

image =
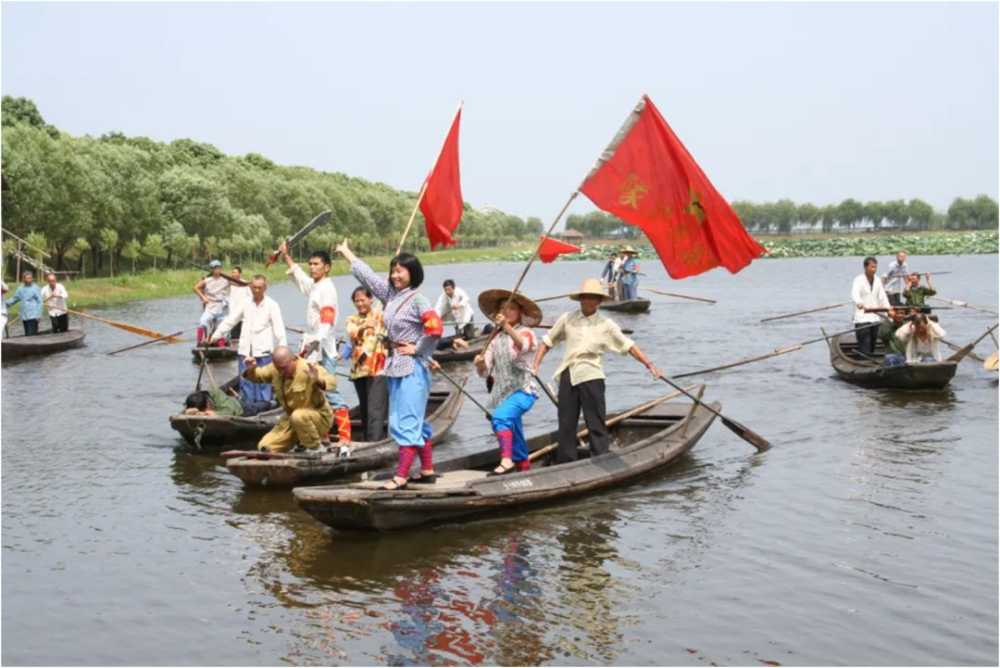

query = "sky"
[2,2,997,220]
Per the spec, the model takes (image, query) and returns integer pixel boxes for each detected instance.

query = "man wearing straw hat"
[619,246,641,301]
[533,278,663,465]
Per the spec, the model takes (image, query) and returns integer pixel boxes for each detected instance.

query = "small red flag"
[579,96,765,279]
[420,107,464,250]
[538,236,581,264]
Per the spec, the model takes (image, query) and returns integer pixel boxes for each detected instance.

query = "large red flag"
[579,96,765,279]
[420,107,464,249]
[538,236,581,263]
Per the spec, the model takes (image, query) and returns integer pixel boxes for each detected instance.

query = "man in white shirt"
[852,256,890,356]
[226,266,252,341]
[881,251,909,307]
[210,275,287,404]
[435,279,476,341]
[40,272,70,333]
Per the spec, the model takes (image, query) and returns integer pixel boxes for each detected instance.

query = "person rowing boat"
[852,256,890,356]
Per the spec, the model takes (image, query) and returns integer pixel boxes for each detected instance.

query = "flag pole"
[395,100,464,256]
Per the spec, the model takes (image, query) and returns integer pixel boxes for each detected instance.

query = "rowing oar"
[46,300,183,342]
[941,340,986,364]
[177,258,250,286]
[865,307,953,312]
[658,374,769,451]
[946,323,1000,363]
[639,286,716,304]
[196,350,208,391]
[930,296,999,316]
[760,301,851,323]
[264,211,332,269]
[528,384,699,463]
[535,292,575,303]
[106,326,199,356]
[432,365,490,419]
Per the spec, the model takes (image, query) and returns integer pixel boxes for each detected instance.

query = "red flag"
[420,107,464,250]
[538,236,581,264]
[579,96,765,279]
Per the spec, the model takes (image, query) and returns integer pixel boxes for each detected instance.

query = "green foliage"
[142,233,167,270]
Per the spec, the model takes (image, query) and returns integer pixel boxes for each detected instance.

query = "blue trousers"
[198,310,227,335]
[321,350,349,410]
[491,390,537,462]
[238,354,274,403]
[387,364,434,447]
[620,281,638,301]
[883,353,906,368]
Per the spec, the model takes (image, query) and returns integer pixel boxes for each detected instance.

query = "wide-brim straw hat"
[569,278,613,303]
[478,289,544,328]
[621,245,638,254]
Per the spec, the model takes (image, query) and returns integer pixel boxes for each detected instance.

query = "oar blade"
[721,417,771,452]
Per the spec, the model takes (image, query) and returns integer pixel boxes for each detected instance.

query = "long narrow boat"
[294,400,718,531]
[432,334,488,364]
[2,328,86,359]
[828,333,957,390]
[599,298,651,314]
[190,341,239,363]
[223,383,465,487]
[169,375,282,447]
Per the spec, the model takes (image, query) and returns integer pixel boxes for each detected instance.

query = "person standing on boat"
[902,273,936,313]
[226,266,252,341]
[434,279,476,349]
[877,308,908,368]
[208,275,287,405]
[193,260,230,346]
[475,289,544,476]
[601,252,619,300]
[533,278,663,466]
[40,272,69,334]
[881,251,909,307]
[851,256,890,357]
[243,347,338,453]
[279,242,353,447]
[619,246,641,301]
[335,239,443,490]
[895,313,946,363]
[5,271,43,336]
[343,286,390,442]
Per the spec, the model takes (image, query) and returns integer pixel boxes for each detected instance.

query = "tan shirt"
[244,360,337,415]
[542,310,634,386]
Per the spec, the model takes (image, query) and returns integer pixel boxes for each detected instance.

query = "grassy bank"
[6,243,534,313]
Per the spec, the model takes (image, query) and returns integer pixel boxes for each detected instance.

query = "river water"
[2,254,997,666]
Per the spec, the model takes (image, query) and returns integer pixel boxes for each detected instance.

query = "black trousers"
[354,376,389,442]
[855,322,877,356]
[557,373,610,464]
[888,293,903,307]
[230,321,243,341]
[50,314,69,333]
[23,319,39,336]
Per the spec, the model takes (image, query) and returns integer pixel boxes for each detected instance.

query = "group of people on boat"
[599,246,641,301]
[3,271,71,336]
[852,254,946,366]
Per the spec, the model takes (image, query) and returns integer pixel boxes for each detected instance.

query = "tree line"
[1,97,544,278]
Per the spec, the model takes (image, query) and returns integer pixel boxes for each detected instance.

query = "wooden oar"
[528,384,699,463]
[433,366,490,419]
[930,296,999,316]
[286,325,307,335]
[47,300,183,342]
[106,326,199,356]
[195,350,208,392]
[760,301,851,323]
[946,323,1000,363]
[639,286,716,304]
[984,351,999,371]
[659,375,770,451]
[535,292,575,303]
[941,340,985,364]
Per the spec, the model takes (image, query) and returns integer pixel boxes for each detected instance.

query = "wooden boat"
[293,400,718,531]
[432,334,488,363]
[223,383,465,487]
[190,341,239,363]
[169,375,283,447]
[1,328,86,359]
[599,298,651,313]
[828,333,957,390]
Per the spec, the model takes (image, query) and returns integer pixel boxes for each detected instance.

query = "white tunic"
[40,284,68,317]
[214,295,287,358]
[851,274,890,324]
[434,287,474,328]
[288,264,338,361]
[227,284,252,316]
[896,320,946,363]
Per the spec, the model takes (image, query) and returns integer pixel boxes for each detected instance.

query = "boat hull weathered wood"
[432,334,488,364]
[1,328,86,359]
[223,384,465,487]
[294,401,718,531]
[599,298,651,313]
[191,342,239,363]
[828,334,957,390]
[169,376,283,447]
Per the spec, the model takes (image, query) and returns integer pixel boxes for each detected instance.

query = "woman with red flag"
[336,239,443,490]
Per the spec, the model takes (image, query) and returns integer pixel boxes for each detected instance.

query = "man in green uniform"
[903,273,936,312]
[878,308,908,367]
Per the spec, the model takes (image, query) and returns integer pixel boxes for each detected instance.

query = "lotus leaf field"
[497,231,998,263]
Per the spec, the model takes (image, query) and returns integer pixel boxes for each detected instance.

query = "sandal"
[487,462,516,477]
[383,476,409,490]
[410,472,438,485]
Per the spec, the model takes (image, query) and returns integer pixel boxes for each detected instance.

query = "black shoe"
[410,473,437,485]
[487,462,515,477]
[292,444,309,454]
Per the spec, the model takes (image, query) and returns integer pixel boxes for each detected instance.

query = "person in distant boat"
[194,260,230,346]
[226,266,252,341]
[618,246,641,301]
[600,252,619,300]
[903,273,936,313]
[533,278,663,466]
[336,239,443,490]
[183,388,271,418]
[343,286,390,442]
[243,346,338,453]
[279,242,353,447]
[5,271,43,336]
[881,251,909,307]
[895,313,946,363]
[208,275,287,405]
[851,256,890,357]
[475,288,544,476]
[434,279,475,351]
[877,308,908,367]
[1,279,8,331]
[40,272,69,334]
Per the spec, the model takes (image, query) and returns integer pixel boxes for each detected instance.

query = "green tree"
[906,199,934,231]
[122,239,142,275]
[142,233,167,270]
[98,228,119,277]
[836,199,865,230]
[525,216,544,236]
[947,197,974,229]
[1,96,58,137]
[971,194,999,230]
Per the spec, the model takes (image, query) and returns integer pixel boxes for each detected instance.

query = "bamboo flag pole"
[395,100,465,256]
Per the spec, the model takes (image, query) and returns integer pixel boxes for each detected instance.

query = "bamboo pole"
[760,301,851,323]
[640,286,716,305]
[54,303,183,342]
[1,227,51,257]
[106,326,198,356]
[929,296,999,316]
